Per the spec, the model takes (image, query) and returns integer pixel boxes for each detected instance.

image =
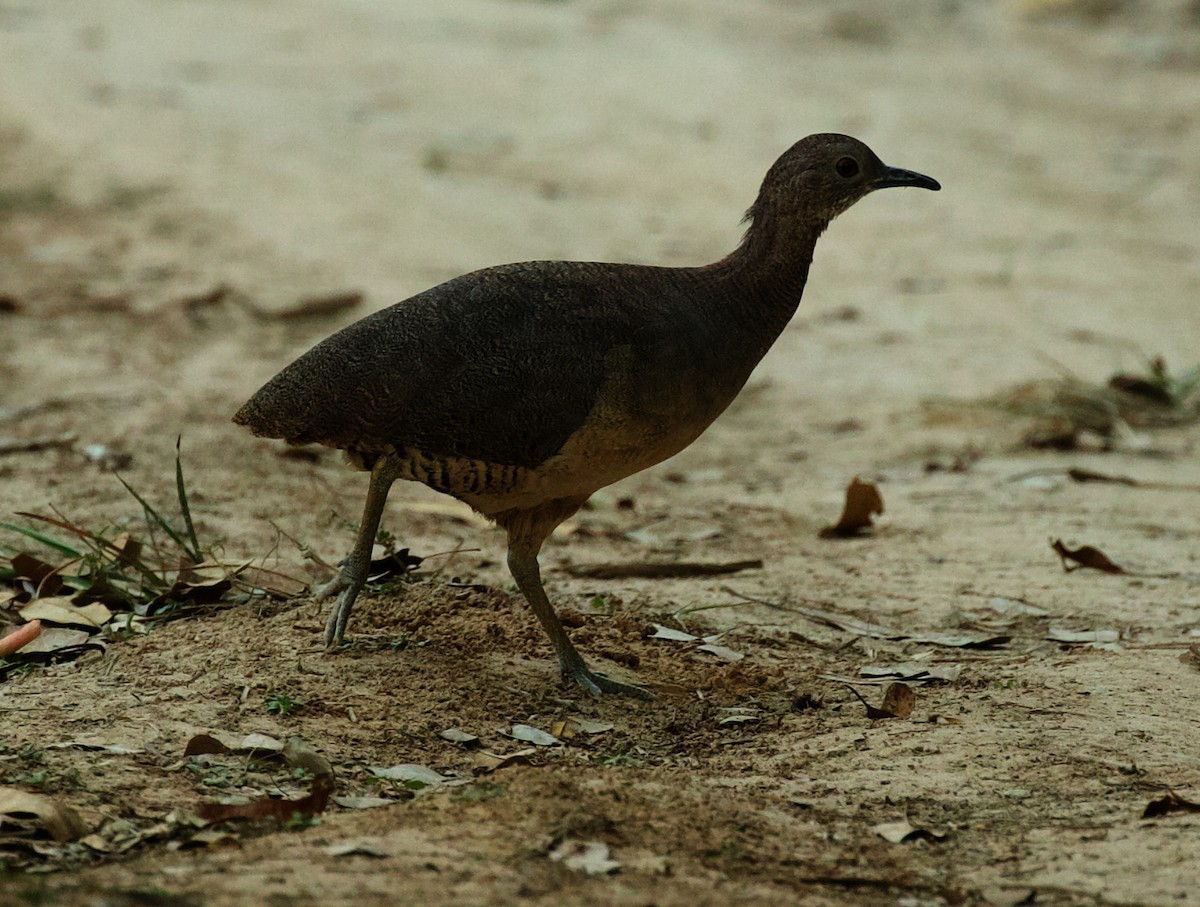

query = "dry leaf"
[819,477,884,538]
[9,625,92,654]
[184,732,284,757]
[324,840,388,858]
[472,748,537,774]
[370,764,447,785]
[10,552,63,596]
[1047,627,1119,645]
[649,625,701,643]
[860,663,963,684]
[548,839,620,876]
[872,819,947,844]
[1141,791,1200,819]
[880,683,916,719]
[197,773,333,824]
[845,682,915,720]
[19,598,110,629]
[0,788,89,842]
[510,724,560,747]
[1051,539,1125,574]
[697,643,744,663]
[440,727,480,746]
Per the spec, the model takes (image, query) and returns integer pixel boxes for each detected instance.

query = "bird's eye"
[835,157,860,179]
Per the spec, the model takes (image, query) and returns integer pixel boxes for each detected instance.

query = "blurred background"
[1,0,1198,527]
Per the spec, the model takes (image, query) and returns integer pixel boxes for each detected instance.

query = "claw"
[561,657,654,700]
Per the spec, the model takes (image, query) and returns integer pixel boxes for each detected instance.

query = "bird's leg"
[322,454,398,647]
[506,539,652,700]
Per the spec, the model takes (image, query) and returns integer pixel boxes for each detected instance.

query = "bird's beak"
[872,166,941,191]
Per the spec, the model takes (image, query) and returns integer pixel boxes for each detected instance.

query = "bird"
[234,133,940,699]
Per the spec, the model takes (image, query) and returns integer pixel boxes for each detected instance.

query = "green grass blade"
[115,473,200,564]
[0,520,82,557]
[175,435,202,562]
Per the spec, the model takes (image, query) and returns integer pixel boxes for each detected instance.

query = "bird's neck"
[701,209,828,346]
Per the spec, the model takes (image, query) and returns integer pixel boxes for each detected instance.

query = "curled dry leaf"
[819,477,884,539]
[845,682,916,720]
[197,773,333,825]
[1051,539,1125,574]
[872,819,948,844]
[880,682,917,719]
[183,732,284,757]
[0,788,89,842]
[324,840,389,858]
[472,748,537,774]
[1141,791,1200,819]
[10,552,64,597]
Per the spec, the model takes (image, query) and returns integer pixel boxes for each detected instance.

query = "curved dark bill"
[873,166,941,191]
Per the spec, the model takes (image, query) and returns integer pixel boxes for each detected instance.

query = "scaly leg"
[506,538,652,699]
[322,454,398,647]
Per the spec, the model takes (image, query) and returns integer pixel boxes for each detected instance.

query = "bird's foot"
[562,659,654,700]
[323,584,361,648]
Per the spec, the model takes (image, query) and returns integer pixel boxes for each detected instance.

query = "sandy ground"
[2,0,1200,904]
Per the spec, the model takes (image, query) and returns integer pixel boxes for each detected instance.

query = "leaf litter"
[1,439,316,679]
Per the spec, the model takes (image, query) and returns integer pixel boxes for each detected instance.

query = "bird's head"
[743,134,940,252]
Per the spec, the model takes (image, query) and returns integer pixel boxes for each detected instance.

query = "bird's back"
[233,260,742,477]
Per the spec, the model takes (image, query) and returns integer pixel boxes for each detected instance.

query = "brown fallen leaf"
[819,477,884,539]
[844,682,915,720]
[1051,539,1125,574]
[0,788,89,842]
[10,552,64,597]
[197,772,333,824]
[183,734,232,757]
[880,682,916,719]
[564,559,763,580]
[19,598,111,629]
[1141,791,1200,819]
[472,747,537,774]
